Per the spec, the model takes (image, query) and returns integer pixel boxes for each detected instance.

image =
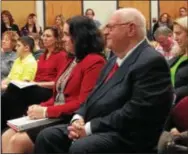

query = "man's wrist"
[85,122,92,136]
[71,114,83,124]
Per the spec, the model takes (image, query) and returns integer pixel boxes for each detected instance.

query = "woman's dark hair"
[85,8,95,16]
[159,13,172,25]
[1,10,14,25]
[66,15,104,60]
[43,26,64,52]
[18,36,35,52]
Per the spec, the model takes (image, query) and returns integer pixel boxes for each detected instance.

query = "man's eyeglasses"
[104,22,131,31]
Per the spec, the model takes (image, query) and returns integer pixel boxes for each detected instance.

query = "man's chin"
[106,43,112,49]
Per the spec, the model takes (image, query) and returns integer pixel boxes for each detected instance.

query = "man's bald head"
[113,8,146,38]
[103,8,147,58]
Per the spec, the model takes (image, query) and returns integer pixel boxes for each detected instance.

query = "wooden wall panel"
[159,1,188,19]
[45,1,82,26]
[118,1,150,29]
[2,1,36,28]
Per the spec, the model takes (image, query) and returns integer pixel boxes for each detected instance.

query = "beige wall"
[83,1,117,27]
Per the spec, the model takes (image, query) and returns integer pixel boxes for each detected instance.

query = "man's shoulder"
[133,44,167,69]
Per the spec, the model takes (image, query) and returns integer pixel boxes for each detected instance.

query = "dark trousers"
[34,124,127,154]
[1,84,53,130]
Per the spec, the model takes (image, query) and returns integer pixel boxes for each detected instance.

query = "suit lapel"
[88,40,149,104]
[86,57,117,100]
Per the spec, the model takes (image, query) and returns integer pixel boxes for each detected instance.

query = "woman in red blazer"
[2,16,106,153]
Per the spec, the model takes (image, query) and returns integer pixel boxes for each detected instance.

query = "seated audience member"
[85,8,101,28]
[158,96,188,153]
[21,13,42,36]
[32,8,173,154]
[1,10,20,36]
[179,7,187,17]
[152,13,173,38]
[169,16,188,103]
[1,27,67,130]
[154,27,178,60]
[1,36,37,91]
[2,15,106,153]
[29,33,44,60]
[1,31,19,80]
[54,14,64,38]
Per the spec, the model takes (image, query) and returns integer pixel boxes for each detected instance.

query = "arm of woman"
[35,81,54,89]
[46,58,105,118]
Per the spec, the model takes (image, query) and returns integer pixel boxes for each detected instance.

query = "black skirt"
[1,84,53,130]
[26,115,72,142]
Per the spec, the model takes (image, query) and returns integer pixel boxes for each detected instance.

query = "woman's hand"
[170,128,180,136]
[27,105,46,119]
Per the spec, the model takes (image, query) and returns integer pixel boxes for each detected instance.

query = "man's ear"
[128,23,136,37]
[24,45,30,52]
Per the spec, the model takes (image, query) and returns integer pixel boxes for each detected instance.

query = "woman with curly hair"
[1,10,20,36]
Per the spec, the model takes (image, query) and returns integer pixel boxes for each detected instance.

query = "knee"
[36,128,52,145]
[9,134,24,148]
[69,141,87,154]
[2,132,8,143]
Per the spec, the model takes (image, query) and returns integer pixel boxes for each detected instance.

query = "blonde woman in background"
[54,14,65,38]
[169,16,188,103]
[1,31,19,79]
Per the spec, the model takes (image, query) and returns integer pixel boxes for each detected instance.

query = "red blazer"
[41,53,106,118]
[34,50,67,82]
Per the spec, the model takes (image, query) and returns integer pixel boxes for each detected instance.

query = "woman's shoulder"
[80,53,106,66]
[12,24,19,29]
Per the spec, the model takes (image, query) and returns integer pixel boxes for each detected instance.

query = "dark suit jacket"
[76,40,174,152]
[169,56,188,103]
[41,53,106,118]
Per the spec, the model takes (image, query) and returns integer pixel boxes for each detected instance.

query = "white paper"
[7,116,48,126]
[10,80,37,89]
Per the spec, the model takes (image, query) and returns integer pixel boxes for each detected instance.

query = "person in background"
[154,26,178,60]
[34,8,173,154]
[1,36,37,91]
[152,13,173,38]
[54,14,64,38]
[1,10,20,36]
[179,7,187,17]
[169,16,188,103]
[85,8,101,28]
[20,13,42,36]
[158,96,188,153]
[29,33,44,60]
[2,15,106,154]
[1,27,67,131]
[1,31,19,80]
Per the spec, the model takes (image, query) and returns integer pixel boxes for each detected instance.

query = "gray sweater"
[1,51,17,80]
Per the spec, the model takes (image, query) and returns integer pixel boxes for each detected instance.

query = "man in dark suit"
[34,8,174,153]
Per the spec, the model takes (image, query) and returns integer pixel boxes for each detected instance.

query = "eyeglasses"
[104,22,131,31]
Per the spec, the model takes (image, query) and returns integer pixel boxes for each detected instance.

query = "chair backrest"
[171,96,188,131]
